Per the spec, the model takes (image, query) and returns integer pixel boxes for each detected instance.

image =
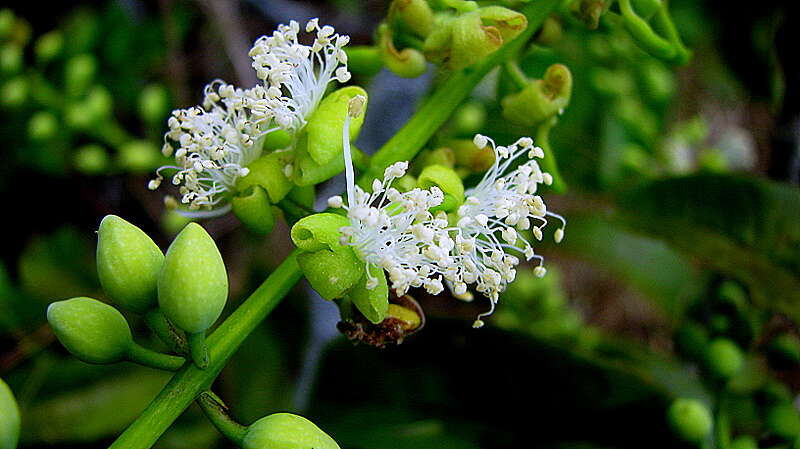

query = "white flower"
[330,97,454,295]
[249,19,351,134]
[150,81,275,216]
[445,134,566,323]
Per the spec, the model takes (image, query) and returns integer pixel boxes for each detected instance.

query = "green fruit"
[766,402,800,440]
[97,215,164,314]
[243,413,340,449]
[47,297,133,364]
[706,338,744,379]
[158,223,228,333]
[667,398,713,444]
[0,378,19,449]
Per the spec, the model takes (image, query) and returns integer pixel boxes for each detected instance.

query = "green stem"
[187,332,209,369]
[503,61,529,91]
[144,309,189,356]
[196,391,248,445]
[535,117,567,193]
[109,2,559,447]
[126,343,186,371]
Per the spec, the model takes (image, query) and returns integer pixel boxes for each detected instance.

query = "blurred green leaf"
[616,174,800,320]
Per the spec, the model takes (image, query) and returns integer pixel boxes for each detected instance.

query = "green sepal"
[418,164,464,206]
[501,63,572,127]
[96,215,164,314]
[379,24,427,78]
[232,186,276,235]
[47,297,133,364]
[0,378,20,449]
[292,134,367,186]
[158,223,228,334]
[236,151,293,203]
[287,184,315,209]
[291,213,350,252]
[348,265,389,324]
[262,129,293,151]
[298,248,364,300]
[242,413,340,449]
[305,86,368,165]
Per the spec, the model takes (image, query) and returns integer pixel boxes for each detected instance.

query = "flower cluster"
[151,19,351,215]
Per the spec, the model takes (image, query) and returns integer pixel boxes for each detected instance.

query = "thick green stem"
[126,344,186,371]
[187,332,209,369]
[143,309,189,356]
[196,391,248,446]
[109,2,559,447]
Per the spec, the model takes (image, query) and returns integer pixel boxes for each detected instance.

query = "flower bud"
[452,101,486,137]
[413,147,455,174]
[766,402,800,440]
[305,86,368,165]
[158,223,228,334]
[450,138,494,173]
[236,151,294,204]
[47,297,133,364]
[390,0,434,38]
[0,378,20,449]
[348,265,389,324]
[501,64,572,127]
[232,186,276,235]
[705,338,744,380]
[34,30,63,63]
[97,215,164,314]
[570,0,610,29]
[0,77,27,108]
[243,413,340,449]
[344,46,384,77]
[292,214,364,299]
[667,398,712,444]
[117,140,161,173]
[85,85,113,122]
[417,164,464,207]
[27,111,58,141]
[65,53,96,96]
[378,24,427,78]
[0,44,21,75]
[139,84,170,126]
[74,144,111,174]
[424,7,527,71]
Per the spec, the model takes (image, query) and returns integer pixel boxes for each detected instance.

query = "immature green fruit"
[0,378,19,449]
[766,402,800,440]
[705,338,744,380]
[667,398,712,444]
[232,186,276,235]
[47,297,133,364]
[243,413,340,449]
[97,215,164,314]
[158,223,228,334]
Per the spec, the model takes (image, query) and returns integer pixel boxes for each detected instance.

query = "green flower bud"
[536,16,563,45]
[705,338,744,380]
[348,265,389,324]
[158,223,228,334]
[570,0,610,29]
[345,46,384,77]
[160,209,193,236]
[138,84,170,126]
[236,151,293,203]
[0,10,13,40]
[0,77,27,108]
[243,413,340,449]
[305,86,368,165]
[34,30,63,63]
[450,138,494,173]
[452,101,486,137]
[27,111,58,142]
[667,398,713,444]
[501,64,572,127]
[292,214,364,300]
[65,54,96,96]
[232,186,276,235]
[730,436,757,449]
[413,147,455,174]
[0,378,20,449]
[424,7,527,71]
[86,85,113,122]
[97,215,164,314]
[47,297,133,364]
[73,144,111,175]
[767,333,800,369]
[417,164,464,208]
[766,402,800,440]
[379,24,427,78]
[390,0,434,38]
[117,140,160,173]
[0,44,22,75]
[394,173,418,192]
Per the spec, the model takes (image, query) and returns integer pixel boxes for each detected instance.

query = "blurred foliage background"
[0,0,798,448]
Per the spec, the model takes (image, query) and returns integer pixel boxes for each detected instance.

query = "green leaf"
[616,174,800,320]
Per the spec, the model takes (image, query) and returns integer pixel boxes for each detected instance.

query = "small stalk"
[196,391,248,446]
[127,344,185,371]
[503,61,529,91]
[144,309,189,356]
[535,117,567,193]
[187,332,209,369]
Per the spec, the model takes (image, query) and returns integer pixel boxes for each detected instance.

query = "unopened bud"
[47,297,133,364]
[243,413,340,449]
